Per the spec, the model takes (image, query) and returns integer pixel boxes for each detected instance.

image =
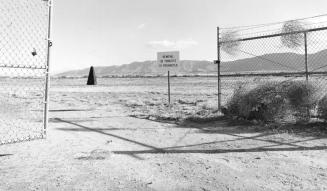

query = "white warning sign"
[157,51,180,69]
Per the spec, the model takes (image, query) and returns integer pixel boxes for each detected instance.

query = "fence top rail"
[219,26,327,44]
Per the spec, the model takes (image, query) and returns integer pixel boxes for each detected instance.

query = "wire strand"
[221,13,327,30]
[223,47,303,72]
[228,20,327,37]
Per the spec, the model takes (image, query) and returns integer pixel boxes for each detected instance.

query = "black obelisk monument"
[87,66,97,85]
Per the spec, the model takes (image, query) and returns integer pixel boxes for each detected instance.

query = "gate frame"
[43,0,53,137]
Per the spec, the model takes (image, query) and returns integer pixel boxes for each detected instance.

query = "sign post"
[157,51,180,105]
[168,70,171,104]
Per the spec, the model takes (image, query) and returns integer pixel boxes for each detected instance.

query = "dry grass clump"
[224,81,316,123]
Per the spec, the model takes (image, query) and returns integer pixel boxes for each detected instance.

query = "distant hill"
[55,60,216,77]
[55,50,327,77]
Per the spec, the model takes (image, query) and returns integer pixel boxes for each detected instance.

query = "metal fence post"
[304,31,310,119]
[168,70,171,104]
[44,0,53,137]
[217,27,222,111]
[304,32,309,82]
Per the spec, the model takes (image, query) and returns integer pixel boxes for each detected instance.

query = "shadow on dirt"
[132,114,327,138]
[49,109,92,112]
[179,116,327,138]
[112,145,327,155]
[0,154,13,157]
[56,127,168,132]
[53,116,327,158]
[49,118,95,123]
[53,117,165,160]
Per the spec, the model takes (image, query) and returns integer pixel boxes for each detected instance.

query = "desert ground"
[0,77,327,191]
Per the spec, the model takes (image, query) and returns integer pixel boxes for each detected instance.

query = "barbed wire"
[229,20,327,38]
[221,13,327,30]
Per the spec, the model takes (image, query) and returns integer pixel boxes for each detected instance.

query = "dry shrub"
[224,81,316,123]
[220,30,241,55]
[317,95,327,121]
[280,20,306,49]
[281,81,316,121]
[225,82,286,122]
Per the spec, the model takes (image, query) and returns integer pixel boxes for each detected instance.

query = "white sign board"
[157,51,180,69]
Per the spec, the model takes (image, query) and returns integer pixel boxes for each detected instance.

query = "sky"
[51,0,327,74]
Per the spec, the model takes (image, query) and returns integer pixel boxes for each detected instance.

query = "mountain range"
[55,49,327,77]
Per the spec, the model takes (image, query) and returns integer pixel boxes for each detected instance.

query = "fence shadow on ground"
[0,154,13,157]
[131,114,327,138]
[112,146,327,155]
[49,109,92,112]
[53,116,327,159]
[178,116,327,138]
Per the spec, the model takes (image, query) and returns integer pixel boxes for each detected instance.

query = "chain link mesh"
[0,0,50,144]
[219,18,327,118]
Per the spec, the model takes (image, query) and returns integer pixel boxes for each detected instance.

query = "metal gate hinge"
[43,0,52,7]
[214,60,221,64]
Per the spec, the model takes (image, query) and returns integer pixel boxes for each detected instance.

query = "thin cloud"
[147,39,198,49]
[137,23,146,29]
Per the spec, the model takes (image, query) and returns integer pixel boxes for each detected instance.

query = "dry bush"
[225,82,286,122]
[280,20,305,49]
[317,95,327,121]
[224,81,317,123]
[281,81,316,121]
[220,30,241,55]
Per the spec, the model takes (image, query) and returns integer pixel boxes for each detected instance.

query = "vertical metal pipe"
[304,32,310,119]
[168,70,171,104]
[304,32,309,82]
[43,0,53,137]
[217,27,221,111]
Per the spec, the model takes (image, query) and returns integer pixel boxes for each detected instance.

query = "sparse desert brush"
[317,95,327,121]
[177,99,197,105]
[182,106,221,123]
[182,115,222,123]
[199,101,217,111]
[125,100,145,107]
[224,81,317,123]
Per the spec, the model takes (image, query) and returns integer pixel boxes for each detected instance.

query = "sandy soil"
[1,78,327,191]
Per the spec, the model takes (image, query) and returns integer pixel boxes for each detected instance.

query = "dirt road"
[1,90,327,191]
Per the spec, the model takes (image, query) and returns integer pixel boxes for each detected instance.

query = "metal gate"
[0,0,52,144]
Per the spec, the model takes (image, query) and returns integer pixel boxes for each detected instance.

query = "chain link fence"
[0,0,51,144]
[218,17,327,119]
